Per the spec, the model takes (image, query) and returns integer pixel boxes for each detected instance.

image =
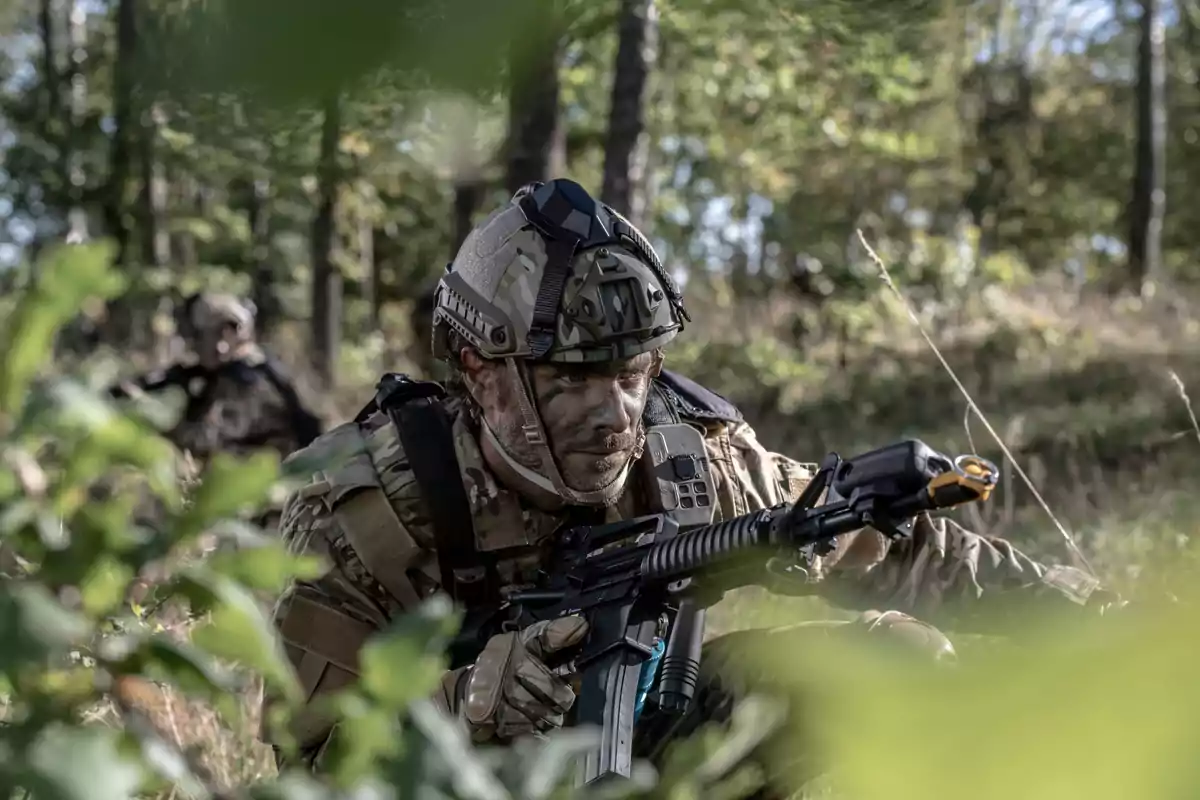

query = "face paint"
[469,359,545,472]
[526,350,659,492]
[465,349,661,499]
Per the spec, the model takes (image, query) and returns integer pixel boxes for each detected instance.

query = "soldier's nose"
[591,383,633,435]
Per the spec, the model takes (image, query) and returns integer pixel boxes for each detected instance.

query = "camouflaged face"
[434,201,684,363]
[185,292,256,338]
[183,293,258,367]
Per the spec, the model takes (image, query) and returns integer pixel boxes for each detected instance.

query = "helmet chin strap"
[481,359,640,508]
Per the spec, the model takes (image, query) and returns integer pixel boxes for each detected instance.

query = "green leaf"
[206,537,325,594]
[247,770,338,800]
[406,700,510,800]
[0,242,123,416]
[177,570,302,703]
[125,721,210,800]
[21,725,144,800]
[359,595,460,709]
[319,691,403,787]
[80,555,135,617]
[0,584,91,672]
[279,431,365,480]
[114,636,237,703]
[179,452,281,536]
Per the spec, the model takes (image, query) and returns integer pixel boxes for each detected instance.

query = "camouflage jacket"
[269,379,1103,753]
[115,347,321,464]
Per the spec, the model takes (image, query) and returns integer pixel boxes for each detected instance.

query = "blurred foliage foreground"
[2,244,1200,800]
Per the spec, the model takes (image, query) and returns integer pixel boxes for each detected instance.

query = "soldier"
[111,292,322,464]
[266,180,1114,786]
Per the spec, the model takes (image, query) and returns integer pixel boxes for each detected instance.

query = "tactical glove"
[855,609,957,664]
[434,615,590,743]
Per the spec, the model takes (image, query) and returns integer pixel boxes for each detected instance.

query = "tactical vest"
[348,369,745,610]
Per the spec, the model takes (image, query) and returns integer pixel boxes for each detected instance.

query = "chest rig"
[354,369,744,610]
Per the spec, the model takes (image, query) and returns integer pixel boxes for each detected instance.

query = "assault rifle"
[456,439,998,786]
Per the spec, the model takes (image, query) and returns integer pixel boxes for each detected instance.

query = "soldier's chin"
[560,452,632,492]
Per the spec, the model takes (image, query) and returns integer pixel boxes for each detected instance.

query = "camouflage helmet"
[432,179,688,365]
[179,292,258,366]
[432,179,689,508]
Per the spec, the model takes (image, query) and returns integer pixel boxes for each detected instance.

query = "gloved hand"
[855,609,958,664]
[436,615,590,743]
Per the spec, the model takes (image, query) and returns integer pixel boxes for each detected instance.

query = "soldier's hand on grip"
[462,615,589,742]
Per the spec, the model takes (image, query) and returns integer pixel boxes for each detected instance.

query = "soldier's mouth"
[576,448,627,457]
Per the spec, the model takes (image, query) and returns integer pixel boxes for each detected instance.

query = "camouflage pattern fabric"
[266,388,1106,768]
[166,349,304,463]
[433,182,684,365]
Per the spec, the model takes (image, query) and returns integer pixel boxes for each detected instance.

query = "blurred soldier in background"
[111,291,323,465]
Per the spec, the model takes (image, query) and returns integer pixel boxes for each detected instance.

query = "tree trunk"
[66,0,88,242]
[105,0,137,265]
[138,104,169,357]
[369,226,387,331]
[171,173,199,267]
[600,0,658,226]
[451,181,485,255]
[138,105,169,269]
[39,0,60,125]
[1127,0,1167,294]
[311,94,343,388]
[248,178,278,335]
[505,6,564,195]
[357,207,375,338]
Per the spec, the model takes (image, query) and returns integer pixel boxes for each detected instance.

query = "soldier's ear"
[458,347,492,401]
[650,349,665,378]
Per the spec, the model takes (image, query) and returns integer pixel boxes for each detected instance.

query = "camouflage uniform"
[112,293,322,465]
[266,181,1106,780]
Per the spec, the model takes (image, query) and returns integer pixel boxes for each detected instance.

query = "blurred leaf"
[359,595,460,709]
[740,596,1200,800]
[177,570,302,703]
[124,718,211,800]
[206,538,325,594]
[406,700,510,800]
[114,637,237,703]
[0,585,90,672]
[320,691,404,786]
[0,243,123,416]
[21,725,145,800]
[79,555,135,617]
[176,452,280,541]
[166,0,550,104]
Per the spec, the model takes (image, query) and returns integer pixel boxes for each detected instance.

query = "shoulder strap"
[370,374,497,607]
[651,370,743,425]
[642,379,682,427]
